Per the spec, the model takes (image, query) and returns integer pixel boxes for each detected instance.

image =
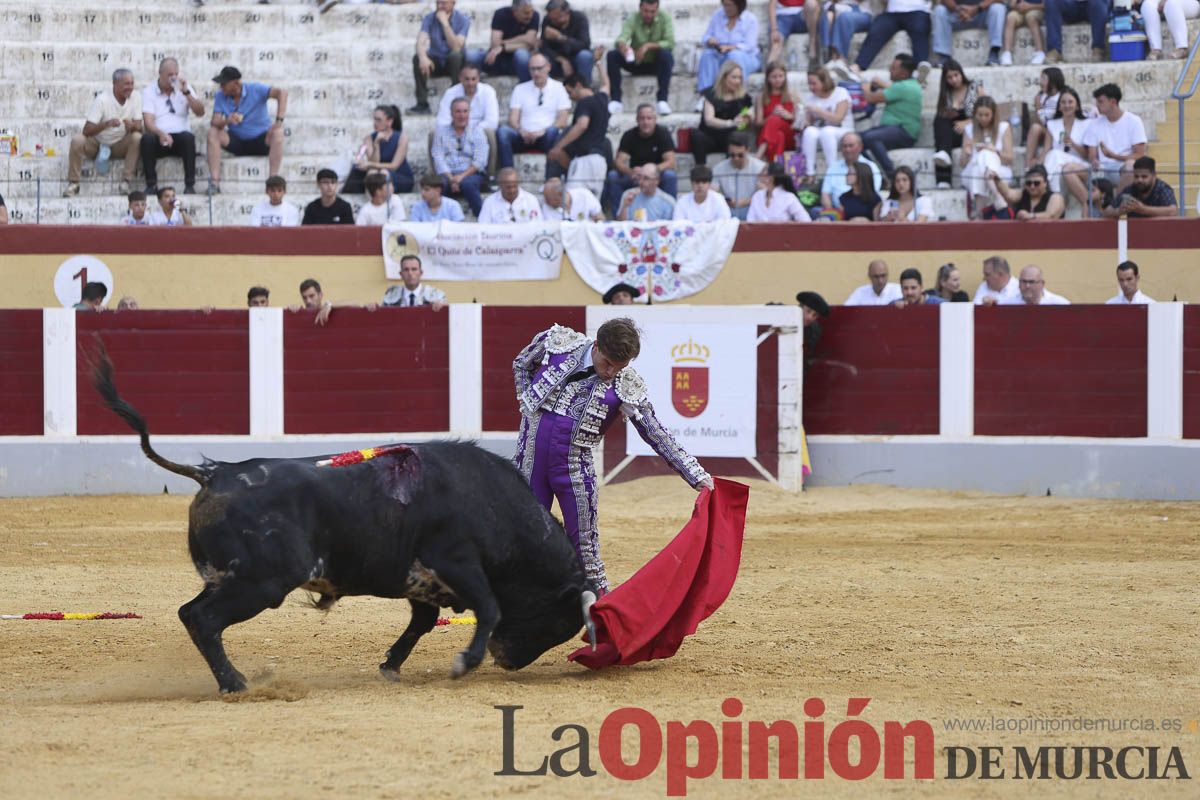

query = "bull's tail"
[89,339,211,487]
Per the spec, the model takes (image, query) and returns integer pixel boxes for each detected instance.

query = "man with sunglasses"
[141,58,204,195]
[496,53,571,177]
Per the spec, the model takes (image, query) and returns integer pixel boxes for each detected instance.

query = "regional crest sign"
[671,338,710,418]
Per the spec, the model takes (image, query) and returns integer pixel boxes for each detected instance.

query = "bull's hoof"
[218,669,247,694]
[450,652,470,679]
[378,665,403,683]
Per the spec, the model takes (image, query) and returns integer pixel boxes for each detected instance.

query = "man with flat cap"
[603,282,641,305]
[796,290,829,354]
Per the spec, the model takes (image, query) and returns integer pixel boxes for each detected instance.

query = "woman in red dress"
[753,61,796,162]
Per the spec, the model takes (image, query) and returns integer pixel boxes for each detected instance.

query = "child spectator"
[754,62,798,162]
[149,186,193,226]
[356,172,408,226]
[303,168,355,225]
[409,173,465,221]
[123,191,151,225]
[249,175,301,227]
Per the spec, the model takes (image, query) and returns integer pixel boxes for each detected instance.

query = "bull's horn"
[581,590,597,653]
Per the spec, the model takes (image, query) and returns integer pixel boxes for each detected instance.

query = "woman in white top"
[1140,0,1199,60]
[1022,67,1065,163]
[1029,88,1091,208]
[798,67,852,178]
[959,97,1014,218]
[877,166,934,222]
[747,162,811,222]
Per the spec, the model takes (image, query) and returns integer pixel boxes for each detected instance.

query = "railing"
[1170,33,1200,218]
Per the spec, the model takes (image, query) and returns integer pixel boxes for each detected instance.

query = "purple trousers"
[524,412,608,592]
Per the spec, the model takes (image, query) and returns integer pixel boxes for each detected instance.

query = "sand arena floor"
[1,477,1197,798]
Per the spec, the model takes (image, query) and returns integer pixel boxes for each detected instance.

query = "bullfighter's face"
[593,344,630,382]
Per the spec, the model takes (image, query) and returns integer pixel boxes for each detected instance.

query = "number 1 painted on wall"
[73,267,87,300]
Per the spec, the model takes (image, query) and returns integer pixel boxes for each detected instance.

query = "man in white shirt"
[1081,83,1147,188]
[496,53,571,174]
[249,175,301,227]
[973,255,1020,305]
[845,259,903,305]
[673,165,732,222]
[141,57,205,194]
[148,186,193,226]
[356,172,408,226]
[478,167,542,223]
[820,131,884,210]
[540,177,603,221]
[382,255,448,310]
[711,134,765,220]
[1001,265,1070,305]
[435,65,501,177]
[1106,261,1155,305]
[65,68,143,197]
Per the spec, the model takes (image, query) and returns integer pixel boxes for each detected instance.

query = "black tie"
[566,366,596,384]
[409,292,416,306]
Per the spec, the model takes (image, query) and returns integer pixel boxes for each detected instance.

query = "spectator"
[249,175,301,227]
[542,0,593,80]
[748,162,812,221]
[148,186,193,226]
[605,104,678,214]
[896,267,943,305]
[1001,0,1047,64]
[1142,0,1199,60]
[296,278,333,327]
[1032,88,1091,209]
[617,163,676,220]
[432,97,489,217]
[845,259,902,305]
[141,58,204,195]
[484,0,541,82]
[823,2,875,68]
[546,73,611,179]
[959,96,1014,218]
[409,0,471,115]
[410,172,466,221]
[932,0,1007,66]
[767,0,821,67]
[796,290,830,351]
[860,54,922,177]
[879,165,934,221]
[674,165,733,221]
[1021,67,1066,158]
[1002,264,1070,305]
[382,255,448,309]
[989,164,1066,219]
[927,263,970,302]
[247,286,270,307]
[1045,0,1108,63]
[931,58,979,188]
[1083,84,1148,189]
[754,62,798,162]
[713,132,766,219]
[1105,156,1179,218]
[796,67,852,177]
[75,282,108,311]
[1107,261,1155,304]
[835,0,931,74]
[479,167,542,222]
[839,161,881,221]
[435,65,501,178]
[123,190,151,225]
[603,282,641,304]
[302,168,355,225]
[356,171,408,226]
[207,66,287,196]
[116,296,139,311]
[819,131,883,209]
[697,0,761,105]
[497,53,571,176]
[607,0,675,116]
[692,60,754,167]
[344,105,414,196]
[541,176,604,220]
[65,68,143,197]
[973,254,1019,304]
[1089,177,1116,217]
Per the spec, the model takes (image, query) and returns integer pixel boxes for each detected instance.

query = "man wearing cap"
[603,283,641,304]
[206,66,288,195]
[512,318,712,592]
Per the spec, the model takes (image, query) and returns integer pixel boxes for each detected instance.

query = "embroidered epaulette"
[614,367,648,405]
[545,324,589,354]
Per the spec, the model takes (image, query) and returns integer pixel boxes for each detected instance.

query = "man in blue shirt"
[409,0,473,115]
[409,173,467,221]
[616,163,676,220]
[206,66,288,195]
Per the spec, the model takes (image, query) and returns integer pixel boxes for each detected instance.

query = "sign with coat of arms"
[625,323,757,458]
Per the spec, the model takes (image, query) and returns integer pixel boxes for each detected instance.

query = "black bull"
[92,352,597,694]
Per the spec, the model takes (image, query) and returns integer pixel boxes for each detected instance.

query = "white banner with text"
[382,221,563,281]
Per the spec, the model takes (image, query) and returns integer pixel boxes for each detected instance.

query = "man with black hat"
[603,283,640,305]
[796,290,829,354]
[206,66,288,195]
